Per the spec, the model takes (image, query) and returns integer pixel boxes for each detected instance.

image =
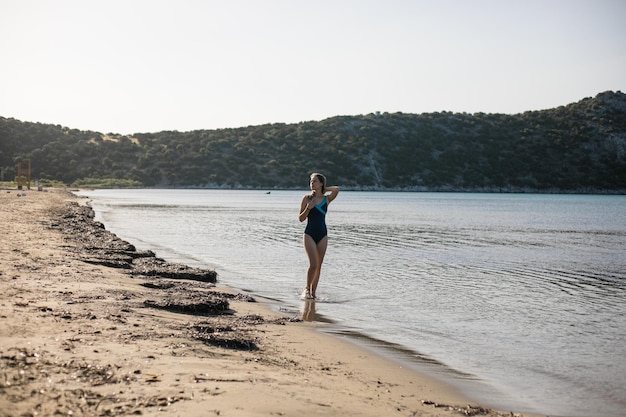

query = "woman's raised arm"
[325,186,339,203]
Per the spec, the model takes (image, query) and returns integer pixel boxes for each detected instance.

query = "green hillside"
[1,91,625,192]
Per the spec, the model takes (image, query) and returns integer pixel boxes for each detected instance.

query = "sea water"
[76,189,626,417]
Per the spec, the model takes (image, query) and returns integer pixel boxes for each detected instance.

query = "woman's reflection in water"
[301,299,317,321]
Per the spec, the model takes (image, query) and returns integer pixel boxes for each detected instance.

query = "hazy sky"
[1,0,624,134]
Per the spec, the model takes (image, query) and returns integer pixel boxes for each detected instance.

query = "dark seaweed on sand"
[143,297,230,315]
[49,201,218,283]
[44,199,303,357]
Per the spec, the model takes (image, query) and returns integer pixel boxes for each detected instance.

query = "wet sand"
[0,188,544,417]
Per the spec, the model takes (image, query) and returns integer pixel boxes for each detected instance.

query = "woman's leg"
[310,237,328,298]
[303,234,318,297]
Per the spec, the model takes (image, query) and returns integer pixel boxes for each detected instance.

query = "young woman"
[298,173,339,299]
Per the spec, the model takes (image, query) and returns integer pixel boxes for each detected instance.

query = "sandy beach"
[0,188,544,417]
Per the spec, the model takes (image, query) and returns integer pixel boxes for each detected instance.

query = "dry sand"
[0,188,544,417]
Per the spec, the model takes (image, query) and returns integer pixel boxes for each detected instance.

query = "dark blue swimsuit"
[305,196,328,244]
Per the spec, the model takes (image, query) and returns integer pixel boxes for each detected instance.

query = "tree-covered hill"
[1,91,625,192]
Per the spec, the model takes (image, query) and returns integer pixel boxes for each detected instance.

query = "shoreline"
[0,188,548,417]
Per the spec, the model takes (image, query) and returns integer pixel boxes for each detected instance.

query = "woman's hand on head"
[326,186,339,202]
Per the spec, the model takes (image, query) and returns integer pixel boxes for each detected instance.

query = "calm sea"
[76,189,626,417]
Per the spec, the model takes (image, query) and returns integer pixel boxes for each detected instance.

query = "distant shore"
[71,184,626,194]
[0,188,547,417]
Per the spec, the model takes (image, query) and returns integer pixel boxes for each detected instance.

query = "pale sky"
[1,0,624,134]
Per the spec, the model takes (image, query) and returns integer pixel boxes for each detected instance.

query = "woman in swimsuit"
[298,173,340,299]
